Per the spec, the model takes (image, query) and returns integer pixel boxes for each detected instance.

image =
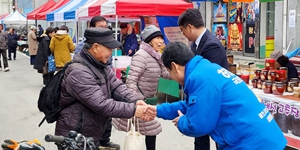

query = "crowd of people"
[0,8,292,150]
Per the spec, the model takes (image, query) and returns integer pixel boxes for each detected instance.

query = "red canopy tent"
[115,0,193,16]
[0,13,9,20]
[35,0,70,20]
[27,0,56,20]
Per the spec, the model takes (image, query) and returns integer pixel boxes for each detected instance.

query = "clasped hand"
[134,100,157,121]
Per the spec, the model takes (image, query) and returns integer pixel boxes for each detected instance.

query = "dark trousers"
[100,118,112,145]
[0,49,9,68]
[8,46,16,59]
[30,55,36,65]
[195,135,210,150]
[145,135,156,150]
[43,73,54,85]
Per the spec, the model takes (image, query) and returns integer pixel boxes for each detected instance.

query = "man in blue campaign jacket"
[151,42,287,150]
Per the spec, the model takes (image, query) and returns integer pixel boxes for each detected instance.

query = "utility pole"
[12,0,16,12]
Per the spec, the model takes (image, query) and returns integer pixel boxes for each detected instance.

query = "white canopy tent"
[3,11,34,24]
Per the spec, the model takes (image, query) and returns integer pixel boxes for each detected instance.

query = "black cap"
[84,27,122,49]
[119,23,128,29]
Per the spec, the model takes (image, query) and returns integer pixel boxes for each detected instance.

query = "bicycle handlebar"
[44,134,65,143]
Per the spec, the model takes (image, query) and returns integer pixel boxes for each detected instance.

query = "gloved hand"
[19,143,45,150]
[1,139,20,150]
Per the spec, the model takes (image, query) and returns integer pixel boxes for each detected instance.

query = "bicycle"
[45,131,97,150]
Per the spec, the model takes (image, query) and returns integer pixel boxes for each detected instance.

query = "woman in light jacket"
[113,25,170,150]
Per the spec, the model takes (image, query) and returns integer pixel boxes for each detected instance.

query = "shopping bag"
[123,117,146,150]
[47,55,56,73]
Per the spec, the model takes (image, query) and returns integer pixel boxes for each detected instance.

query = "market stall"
[46,0,90,22]
[252,88,300,149]
[35,0,70,20]
[27,0,56,20]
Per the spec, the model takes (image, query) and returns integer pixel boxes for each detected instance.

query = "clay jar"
[260,69,269,81]
[229,64,237,74]
[257,80,263,89]
[241,74,250,84]
[290,78,299,86]
[279,67,288,80]
[287,82,297,93]
[276,70,287,81]
[252,79,258,88]
[254,69,262,79]
[272,82,285,95]
[227,55,233,64]
[262,80,273,94]
[265,58,276,70]
[268,70,277,82]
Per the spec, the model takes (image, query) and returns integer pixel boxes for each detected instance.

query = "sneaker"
[4,67,10,72]
[99,142,120,150]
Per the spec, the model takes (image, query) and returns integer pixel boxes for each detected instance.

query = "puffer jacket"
[49,30,75,67]
[0,30,7,50]
[34,34,51,71]
[112,42,170,136]
[55,48,139,143]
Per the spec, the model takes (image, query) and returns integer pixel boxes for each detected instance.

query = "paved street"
[0,52,217,150]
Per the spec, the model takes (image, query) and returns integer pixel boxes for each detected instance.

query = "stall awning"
[78,0,193,19]
[0,13,9,20]
[35,0,70,20]
[46,0,89,21]
[27,0,56,20]
[3,11,35,24]
[115,0,194,16]
[224,0,254,2]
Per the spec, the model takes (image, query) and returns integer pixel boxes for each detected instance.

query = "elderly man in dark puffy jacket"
[55,27,152,148]
[0,24,9,72]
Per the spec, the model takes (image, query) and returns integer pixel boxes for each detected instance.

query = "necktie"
[191,42,197,54]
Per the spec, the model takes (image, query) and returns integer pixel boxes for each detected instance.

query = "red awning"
[115,0,193,16]
[88,0,108,17]
[0,13,9,20]
[27,0,56,20]
[35,0,70,20]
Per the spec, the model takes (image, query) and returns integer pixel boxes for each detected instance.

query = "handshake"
[134,100,157,121]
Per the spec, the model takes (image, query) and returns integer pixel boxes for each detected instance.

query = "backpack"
[37,60,102,127]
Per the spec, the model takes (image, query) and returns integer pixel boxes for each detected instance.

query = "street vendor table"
[251,88,300,149]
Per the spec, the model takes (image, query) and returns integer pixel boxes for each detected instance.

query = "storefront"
[202,0,283,59]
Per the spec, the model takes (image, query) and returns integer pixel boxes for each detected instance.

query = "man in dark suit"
[178,8,228,150]
[178,8,228,69]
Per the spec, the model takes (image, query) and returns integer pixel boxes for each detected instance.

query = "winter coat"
[55,48,139,143]
[49,30,75,67]
[118,24,139,56]
[157,56,287,150]
[27,30,38,55]
[34,34,51,71]
[113,42,170,136]
[0,30,7,50]
[7,33,18,48]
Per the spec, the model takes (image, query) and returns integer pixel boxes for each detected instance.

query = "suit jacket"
[191,30,228,69]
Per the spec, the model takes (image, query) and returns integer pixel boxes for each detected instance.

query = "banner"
[212,23,228,48]
[229,2,243,23]
[213,2,227,23]
[228,23,243,51]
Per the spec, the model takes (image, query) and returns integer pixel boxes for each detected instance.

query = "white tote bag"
[123,117,146,150]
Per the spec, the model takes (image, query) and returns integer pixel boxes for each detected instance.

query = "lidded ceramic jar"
[262,80,273,94]
[272,82,285,95]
